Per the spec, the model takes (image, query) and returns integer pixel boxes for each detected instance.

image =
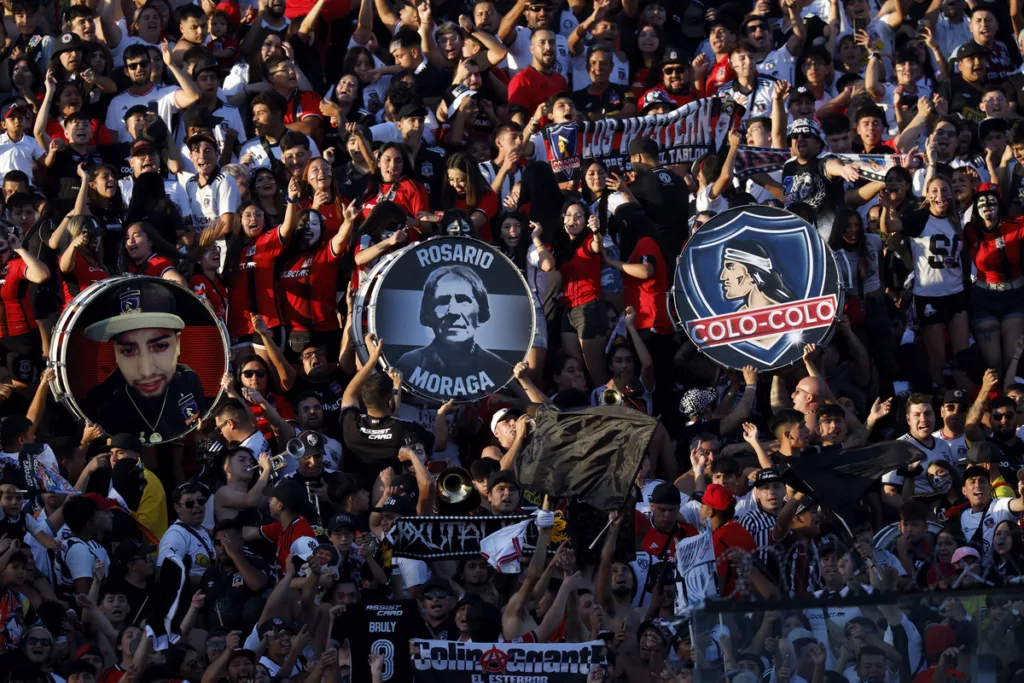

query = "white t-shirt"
[960,496,1015,552]
[369,117,438,145]
[158,521,215,577]
[758,45,798,86]
[570,50,629,91]
[905,213,965,297]
[695,184,729,213]
[392,556,430,595]
[933,429,968,468]
[0,135,44,177]
[239,134,321,169]
[883,434,953,494]
[183,169,242,230]
[118,175,192,221]
[56,536,110,590]
[105,84,183,142]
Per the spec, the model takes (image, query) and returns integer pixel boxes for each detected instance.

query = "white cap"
[490,408,512,436]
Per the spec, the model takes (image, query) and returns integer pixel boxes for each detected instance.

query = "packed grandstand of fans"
[0,0,1021,681]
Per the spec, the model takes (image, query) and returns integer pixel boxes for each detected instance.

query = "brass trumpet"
[436,466,480,513]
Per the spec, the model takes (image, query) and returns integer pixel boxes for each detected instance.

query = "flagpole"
[588,517,615,550]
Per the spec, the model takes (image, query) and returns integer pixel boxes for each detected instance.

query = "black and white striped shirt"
[738,502,777,561]
[479,159,523,205]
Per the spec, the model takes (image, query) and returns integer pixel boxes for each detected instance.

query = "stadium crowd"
[0,0,1023,681]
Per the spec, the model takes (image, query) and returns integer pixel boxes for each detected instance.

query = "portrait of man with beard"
[396,264,509,396]
[84,280,206,444]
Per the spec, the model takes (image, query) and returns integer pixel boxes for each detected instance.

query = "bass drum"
[49,275,229,444]
[873,521,946,553]
[352,236,536,404]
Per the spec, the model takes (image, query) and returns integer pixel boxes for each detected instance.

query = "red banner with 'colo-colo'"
[686,295,838,348]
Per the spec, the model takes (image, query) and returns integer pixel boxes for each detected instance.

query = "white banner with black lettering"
[410,640,608,682]
[674,532,718,614]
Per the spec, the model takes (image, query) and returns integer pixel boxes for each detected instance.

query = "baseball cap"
[227,649,256,663]
[191,58,220,78]
[486,469,518,491]
[75,645,102,660]
[54,32,84,55]
[123,104,150,122]
[925,625,957,660]
[628,137,659,159]
[397,103,428,120]
[257,618,295,638]
[979,117,1008,141]
[129,138,159,157]
[640,89,673,114]
[490,408,516,436]
[113,538,156,565]
[787,628,816,646]
[83,493,120,511]
[943,388,969,406]
[0,102,26,119]
[790,85,815,103]
[951,546,981,563]
[109,433,143,453]
[788,118,824,141]
[660,48,686,68]
[952,41,991,61]
[327,513,356,533]
[84,279,185,342]
[422,576,455,597]
[966,441,1001,464]
[444,84,477,112]
[371,495,417,516]
[754,468,783,487]
[185,131,218,150]
[294,430,326,458]
[701,483,735,511]
[650,481,681,506]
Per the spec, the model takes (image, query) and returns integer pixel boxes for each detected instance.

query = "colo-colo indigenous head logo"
[672,205,843,370]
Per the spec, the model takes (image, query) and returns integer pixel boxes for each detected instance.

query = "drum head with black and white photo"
[365,237,535,402]
[671,206,843,371]
[50,276,228,445]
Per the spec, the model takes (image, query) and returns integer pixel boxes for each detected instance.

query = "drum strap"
[246,244,260,333]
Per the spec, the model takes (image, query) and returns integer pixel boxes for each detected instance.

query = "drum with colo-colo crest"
[669,205,844,371]
[352,236,536,403]
[49,275,229,445]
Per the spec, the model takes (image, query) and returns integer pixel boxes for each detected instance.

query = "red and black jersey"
[560,238,602,308]
[127,253,177,278]
[249,393,296,440]
[0,258,35,338]
[624,237,672,332]
[278,241,343,332]
[283,90,324,125]
[966,216,1024,284]
[298,198,342,239]
[704,55,735,96]
[260,515,319,576]
[360,178,430,219]
[227,228,289,337]
[455,190,499,242]
[189,273,228,324]
[634,510,699,558]
[61,256,108,308]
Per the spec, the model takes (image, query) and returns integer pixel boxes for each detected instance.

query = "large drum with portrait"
[670,205,844,371]
[353,237,535,403]
[49,275,229,445]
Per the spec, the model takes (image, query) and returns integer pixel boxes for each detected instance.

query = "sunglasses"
[26,637,51,647]
[182,497,207,509]
[301,349,325,361]
[943,403,966,412]
[993,412,1015,422]
[126,61,150,71]
[423,591,449,600]
[241,369,266,379]
[300,404,322,413]
[662,67,682,75]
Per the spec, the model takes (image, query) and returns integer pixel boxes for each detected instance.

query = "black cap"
[123,104,150,122]
[182,106,224,131]
[979,117,1008,140]
[371,495,417,516]
[754,468,783,487]
[113,538,156,565]
[660,48,686,67]
[422,576,455,596]
[943,388,969,406]
[397,103,428,120]
[267,480,305,512]
[650,481,681,506]
[54,32,84,55]
[186,131,218,150]
[109,433,143,453]
[129,138,159,157]
[628,137,659,159]
[257,617,295,638]
[790,85,815,102]
[487,470,518,491]
[84,279,185,342]
[967,441,1002,464]
[952,41,991,60]
[294,430,326,458]
[191,58,220,78]
[327,513,356,532]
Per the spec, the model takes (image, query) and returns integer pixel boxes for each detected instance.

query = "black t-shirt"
[413,62,452,99]
[289,368,349,439]
[97,142,133,179]
[108,578,155,624]
[672,418,721,463]
[938,75,985,124]
[781,154,845,239]
[987,436,1024,484]
[48,148,103,212]
[284,469,335,526]
[90,203,125,271]
[340,407,434,487]
[199,554,273,630]
[571,84,636,119]
[414,144,447,209]
[331,600,429,682]
[628,166,690,256]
